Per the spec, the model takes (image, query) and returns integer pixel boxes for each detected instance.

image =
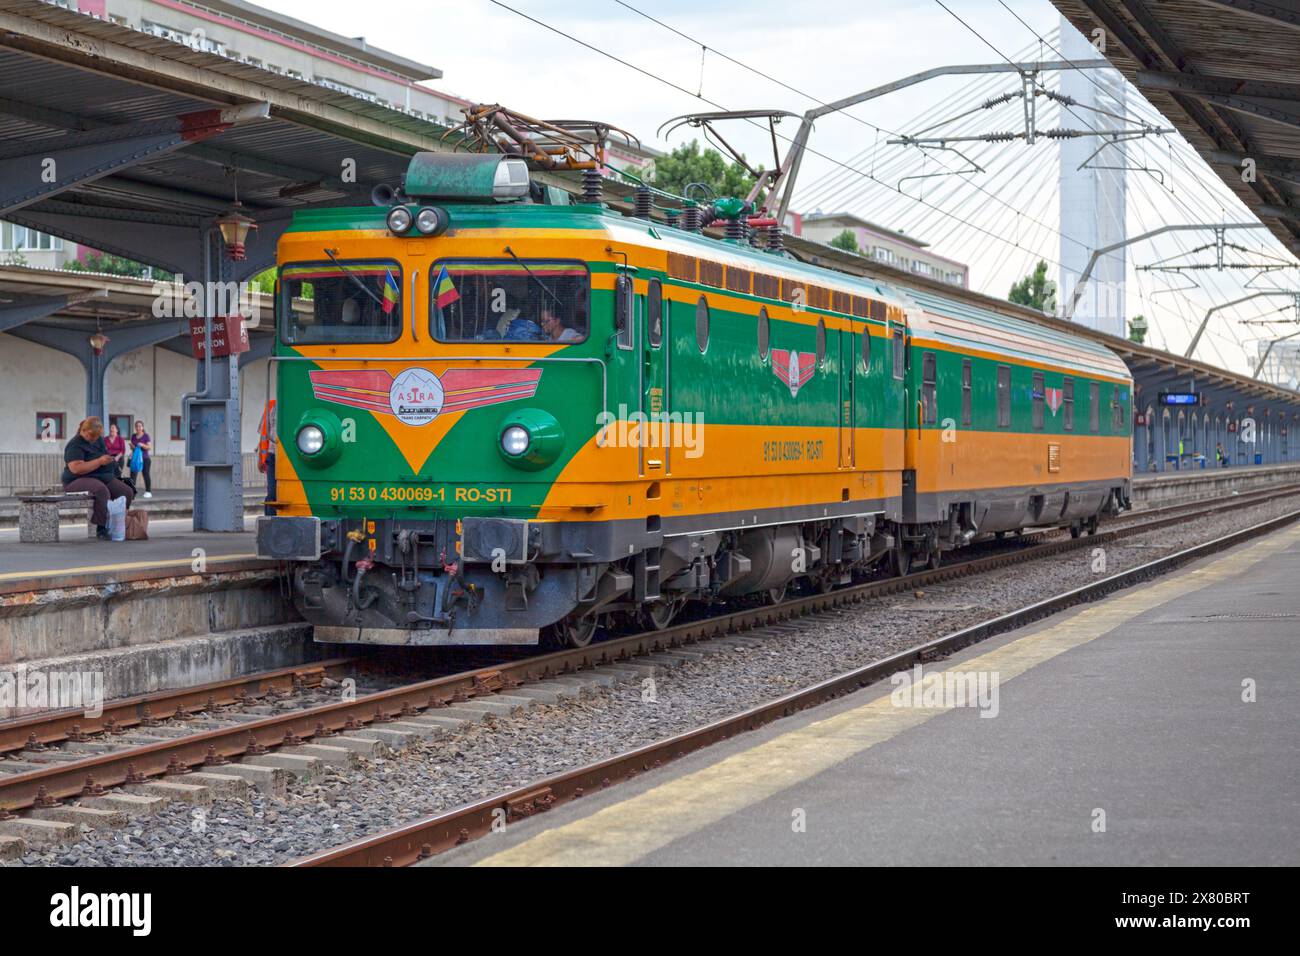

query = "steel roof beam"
[0,103,270,216]
[0,288,107,334]
[1136,71,1300,132]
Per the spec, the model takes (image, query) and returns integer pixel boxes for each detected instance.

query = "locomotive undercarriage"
[262,478,1130,648]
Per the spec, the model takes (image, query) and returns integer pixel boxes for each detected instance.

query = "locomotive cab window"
[921,352,937,425]
[280,260,402,344]
[758,306,770,361]
[429,259,590,343]
[996,365,1011,427]
[647,278,663,348]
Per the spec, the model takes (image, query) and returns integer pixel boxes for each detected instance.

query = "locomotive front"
[256,154,611,646]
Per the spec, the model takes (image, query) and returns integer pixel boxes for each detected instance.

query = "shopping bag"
[107,495,127,542]
[125,509,149,541]
[130,445,144,472]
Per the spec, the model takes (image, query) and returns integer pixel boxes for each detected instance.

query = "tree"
[65,251,173,281]
[1008,260,1055,312]
[652,139,759,204]
[829,229,861,255]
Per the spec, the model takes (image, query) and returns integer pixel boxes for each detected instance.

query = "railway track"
[295,504,1300,866]
[2,483,1298,837]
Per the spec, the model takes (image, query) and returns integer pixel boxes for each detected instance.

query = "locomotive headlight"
[415,206,449,236]
[500,425,531,457]
[386,206,413,235]
[297,425,325,455]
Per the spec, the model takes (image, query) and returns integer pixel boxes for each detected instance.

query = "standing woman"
[130,420,153,498]
[105,422,127,473]
[63,416,134,539]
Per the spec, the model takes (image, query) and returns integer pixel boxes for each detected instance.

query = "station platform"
[437,521,1300,866]
[0,515,258,594]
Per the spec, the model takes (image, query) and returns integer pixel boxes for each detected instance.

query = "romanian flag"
[381,269,399,314]
[434,264,460,309]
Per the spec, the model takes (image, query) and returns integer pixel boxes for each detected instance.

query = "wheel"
[550,614,597,649]
[639,599,678,631]
[1086,517,1099,536]
[890,547,912,577]
[1070,522,1082,539]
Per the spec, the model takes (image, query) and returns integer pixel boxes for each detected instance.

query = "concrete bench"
[17,492,92,543]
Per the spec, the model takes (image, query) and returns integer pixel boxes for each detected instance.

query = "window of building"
[1032,371,1045,430]
[1,222,62,251]
[997,366,1011,427]
[921,352,937,425]
[170,416,184,441]
[892,328,905,380]
[961,358,972,426]
[109,414,132,442]
[1089,382,1100,433]
[36,412,65,442]
[1063,378,1074,431]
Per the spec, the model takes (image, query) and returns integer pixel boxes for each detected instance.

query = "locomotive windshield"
[430,259,589,343]
[279,259,402,344]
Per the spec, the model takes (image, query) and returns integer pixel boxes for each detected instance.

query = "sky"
[259,0,1299,378]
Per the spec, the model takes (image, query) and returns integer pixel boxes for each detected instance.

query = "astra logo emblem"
[771,349,816,398]
[1046,387,1063,415]
[309,367,542,426]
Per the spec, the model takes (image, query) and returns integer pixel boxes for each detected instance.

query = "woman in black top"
[63,416,135,539]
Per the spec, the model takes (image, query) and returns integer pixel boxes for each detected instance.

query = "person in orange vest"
[258,400,276,514]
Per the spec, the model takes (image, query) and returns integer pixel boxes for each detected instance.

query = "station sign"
[1158,391,1202,406]
[188,315,250,359]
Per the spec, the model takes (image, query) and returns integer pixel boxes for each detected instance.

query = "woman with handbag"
[130,420,153,498]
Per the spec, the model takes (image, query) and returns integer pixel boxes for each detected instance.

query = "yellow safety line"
[0,553,259,583]
[475,524,1300,866]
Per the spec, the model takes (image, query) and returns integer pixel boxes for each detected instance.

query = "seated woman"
[63,416,135,540]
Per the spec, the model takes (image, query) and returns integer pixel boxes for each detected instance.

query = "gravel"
[10,493,1299,867]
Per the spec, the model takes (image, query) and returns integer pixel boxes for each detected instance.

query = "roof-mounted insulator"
[725,218,745,241]
[682,203,702,233]
[747,216,782,253]
[767,225,784,253]
[633,184,653,219]
[581,168,603,204]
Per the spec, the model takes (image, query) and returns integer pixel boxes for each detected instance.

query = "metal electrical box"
[184,398,236,466]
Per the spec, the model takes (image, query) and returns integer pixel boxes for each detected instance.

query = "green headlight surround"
[497,408,564,471]
[294,409,344,468]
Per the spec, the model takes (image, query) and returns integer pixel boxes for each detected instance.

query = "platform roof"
[1051,0,1300,255]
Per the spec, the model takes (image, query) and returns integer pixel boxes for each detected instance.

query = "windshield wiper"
[322,247,386,309]
[504,246,565,309]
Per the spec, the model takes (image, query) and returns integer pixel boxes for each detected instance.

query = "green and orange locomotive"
[256,151,1132,647]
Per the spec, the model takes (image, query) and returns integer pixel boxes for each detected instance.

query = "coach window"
[1089,382,1100,433]
[1032,371,1045,430]
[280,260,402,344]
[961,359,972,426]
[816,318,827,368]
[758,306,770,361]
[892,328,905,380]
[1111,385,1123,431]
[921,352,937,425]
[696,295,710,353]
[996,365,1011,427]
[1063,377,1075,431]
[647,278,663,348]
[427,259,590,343]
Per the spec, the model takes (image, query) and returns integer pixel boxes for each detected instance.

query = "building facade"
[798,212,969,289]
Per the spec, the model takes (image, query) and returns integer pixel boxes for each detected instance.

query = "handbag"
[125,509,149,540]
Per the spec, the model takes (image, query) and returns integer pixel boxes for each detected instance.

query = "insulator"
[725,218,745,241]
[581,168,603,204]
[633,184,653,219]
[767,225,784,252]
[682,205,702,233]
